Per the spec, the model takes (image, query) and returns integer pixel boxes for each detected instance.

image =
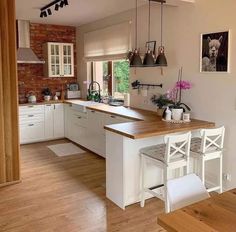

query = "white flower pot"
[172,108,183,121]
[44,95,51,101]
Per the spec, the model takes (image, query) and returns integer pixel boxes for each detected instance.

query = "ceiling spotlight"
[40,0,69,18]
[60,0,68,8]
[47,8,52,15]
[40,11,47,18]
[55,3,59,11]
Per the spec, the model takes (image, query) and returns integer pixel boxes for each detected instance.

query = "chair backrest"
[200,126,225,153]
[164,132,191,164]
[167,173,210,212]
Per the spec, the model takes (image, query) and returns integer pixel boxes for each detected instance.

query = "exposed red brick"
[18,23,78,103]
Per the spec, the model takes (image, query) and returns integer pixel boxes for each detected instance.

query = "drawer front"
[20,122,45,143]
[19,114,44,125]
[19,105,45,115]
[71,113,88,127]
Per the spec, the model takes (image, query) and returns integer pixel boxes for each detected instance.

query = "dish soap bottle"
[165,107,172,121]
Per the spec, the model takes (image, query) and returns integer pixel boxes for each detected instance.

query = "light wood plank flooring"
[0,140,166,232]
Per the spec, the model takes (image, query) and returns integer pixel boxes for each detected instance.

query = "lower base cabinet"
[20,103,134,158]
[19,103,64,144]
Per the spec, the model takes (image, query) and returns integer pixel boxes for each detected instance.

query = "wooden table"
[158,189,236,232]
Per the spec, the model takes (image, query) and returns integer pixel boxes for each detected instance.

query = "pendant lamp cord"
[148,0,151,48]
[160,1,163,46]
[135,0,138,48]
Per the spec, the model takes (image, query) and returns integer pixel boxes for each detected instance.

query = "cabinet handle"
[28,115,34,117]
[78,116,82,119]
[46,104,51,106]
[111,115,116,118]
[91,110,95,113]
[28,124,34,127]
[28,105,34,108]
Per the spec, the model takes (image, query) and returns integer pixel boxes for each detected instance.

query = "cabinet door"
[44,104,54,139]
[87,110,106,157]
[61,44,74,77]
[53,104,65,138]
[64,104,73,139]
[48,43,61,77]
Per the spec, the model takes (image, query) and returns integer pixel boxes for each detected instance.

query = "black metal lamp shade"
[130,49,143,67]
[156,46,167,66]
[143,49,155,66]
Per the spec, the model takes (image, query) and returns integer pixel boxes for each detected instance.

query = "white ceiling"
[16,0,143,27]
[16,0,194,27]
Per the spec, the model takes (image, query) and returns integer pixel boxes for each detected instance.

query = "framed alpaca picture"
[200,31,230,73]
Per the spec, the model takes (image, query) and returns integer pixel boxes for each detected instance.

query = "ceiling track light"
[40,0,69,18]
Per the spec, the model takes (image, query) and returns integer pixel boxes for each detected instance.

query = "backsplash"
[18,23,77,103]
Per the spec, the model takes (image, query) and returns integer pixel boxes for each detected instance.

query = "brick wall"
[18,23,77,103]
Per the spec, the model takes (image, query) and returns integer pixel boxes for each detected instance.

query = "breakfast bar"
[86,103,215,209]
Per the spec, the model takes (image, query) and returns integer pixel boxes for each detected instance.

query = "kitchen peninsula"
[19,100,215,209]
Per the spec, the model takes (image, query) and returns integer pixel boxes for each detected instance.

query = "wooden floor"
[0,140,166,232]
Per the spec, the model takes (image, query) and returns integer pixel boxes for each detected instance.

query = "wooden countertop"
[158,189,236,232]
[85,104,215,139]
[87,104,158,121]
[19,100,64,106]
[20,100,215,139]
[104,119,215,139]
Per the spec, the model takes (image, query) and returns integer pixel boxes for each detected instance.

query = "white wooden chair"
[191,126,225,193]
[140,132,191,213]
[167,173,210,212]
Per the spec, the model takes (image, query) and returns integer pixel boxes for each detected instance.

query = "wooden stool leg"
[140,155,146,207]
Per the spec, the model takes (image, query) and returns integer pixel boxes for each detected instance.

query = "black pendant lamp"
[130,0,142,67]
[156,0,167,66]
[143,0,155,66]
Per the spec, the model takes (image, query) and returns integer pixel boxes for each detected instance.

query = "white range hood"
[17,20,45,64]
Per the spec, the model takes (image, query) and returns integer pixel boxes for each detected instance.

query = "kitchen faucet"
[88,81,101,102]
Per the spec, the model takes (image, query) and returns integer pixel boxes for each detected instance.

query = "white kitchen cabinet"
[45,103,64,140]
[53,104,65,138]
[43,42,74,77]
[87,109,106,157]
[44,104,54,139]
[19,105,45,144]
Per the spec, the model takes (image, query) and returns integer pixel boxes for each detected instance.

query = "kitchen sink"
[69,100,102,112]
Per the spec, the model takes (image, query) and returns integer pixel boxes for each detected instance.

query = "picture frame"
[200,30,230,73]
[146,41,156,55]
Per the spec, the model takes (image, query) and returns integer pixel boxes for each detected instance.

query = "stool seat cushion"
[140,144,184,163]
[190,137,222,154]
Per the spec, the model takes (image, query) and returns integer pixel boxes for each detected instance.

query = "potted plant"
[167,68,191,120]
[42,88,52,101]
[151,94,173,116]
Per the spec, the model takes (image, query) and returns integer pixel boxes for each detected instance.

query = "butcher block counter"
[85,104,215,139]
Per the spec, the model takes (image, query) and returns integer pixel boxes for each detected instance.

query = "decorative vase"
[157,108,165,117]
[172,108,183,121]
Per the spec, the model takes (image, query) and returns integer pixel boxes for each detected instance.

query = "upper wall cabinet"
[43,42,74,77]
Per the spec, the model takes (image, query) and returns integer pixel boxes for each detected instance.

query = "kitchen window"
[88,60,130,98]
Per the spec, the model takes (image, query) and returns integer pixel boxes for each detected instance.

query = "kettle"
[28,92,37,103]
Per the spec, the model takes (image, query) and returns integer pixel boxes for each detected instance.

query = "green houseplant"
[151,94,173,116]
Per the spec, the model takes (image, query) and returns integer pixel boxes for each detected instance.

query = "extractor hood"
[17,20,45,64]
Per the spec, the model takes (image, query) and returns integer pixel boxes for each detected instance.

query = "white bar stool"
[190,126,225,193]
[140,132,191,213]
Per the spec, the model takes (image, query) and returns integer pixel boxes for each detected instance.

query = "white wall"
[77,0,236,190]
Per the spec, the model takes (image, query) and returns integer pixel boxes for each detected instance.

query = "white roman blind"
[84,21,131,61]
